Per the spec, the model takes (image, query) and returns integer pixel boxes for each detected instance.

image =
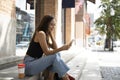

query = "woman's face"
[48,19,56,32]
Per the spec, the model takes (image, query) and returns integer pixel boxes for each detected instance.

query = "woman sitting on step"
[23,15,75,80]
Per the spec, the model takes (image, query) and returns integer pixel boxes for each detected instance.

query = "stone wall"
[0,0,16,58]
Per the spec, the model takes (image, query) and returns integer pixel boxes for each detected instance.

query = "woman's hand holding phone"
[63,39,74,50]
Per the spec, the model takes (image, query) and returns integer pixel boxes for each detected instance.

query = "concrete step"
[79,60,102,80]
[0,56,23,70]
[67,55,86,80]
[0,50,81,80]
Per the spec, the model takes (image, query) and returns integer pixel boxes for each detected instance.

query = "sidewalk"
[4,46,120,80]
[84,47,120,80]
[79,49,102,80]
[0,45,87,80]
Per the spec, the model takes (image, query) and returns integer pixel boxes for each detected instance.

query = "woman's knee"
[48,54,57,59]
[56,52,61,57]
[47,53,62,63]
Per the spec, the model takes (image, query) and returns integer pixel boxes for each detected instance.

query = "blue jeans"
[23,53,69,77]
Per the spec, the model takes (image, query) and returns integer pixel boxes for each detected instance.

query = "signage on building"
[62,0,75,8]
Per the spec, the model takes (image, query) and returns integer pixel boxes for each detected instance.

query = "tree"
[94,0,120,51]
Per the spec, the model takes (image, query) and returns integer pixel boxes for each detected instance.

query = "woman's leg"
[24,53,69,79]
[24,54,57,76]
[42,68,55,80]
[47,53,70,78]
[47,71,55,80]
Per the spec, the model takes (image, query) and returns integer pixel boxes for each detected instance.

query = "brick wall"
[35,0,58,37]
[35,0,58,27]
[35,0,44,27]
[0,0,15,17]
[44,0,55,16]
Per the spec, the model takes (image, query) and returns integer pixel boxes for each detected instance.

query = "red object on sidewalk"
[18,63,25,79]
[18,63,25,68]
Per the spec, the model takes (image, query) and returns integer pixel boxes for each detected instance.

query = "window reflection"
[16,8,35,48]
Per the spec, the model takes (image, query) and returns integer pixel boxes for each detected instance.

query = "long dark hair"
[32,15,54,41]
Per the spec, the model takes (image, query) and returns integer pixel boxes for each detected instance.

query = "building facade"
[28,0,95,47]
[0,0,16,58]
[0,0,95,58]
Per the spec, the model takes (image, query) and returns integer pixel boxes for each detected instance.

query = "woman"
[23,15,74,80]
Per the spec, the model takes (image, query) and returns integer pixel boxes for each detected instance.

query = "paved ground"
[0,45,120,80]
[0,45,87,80]
[90,47,120,80]
[100,67,120,80]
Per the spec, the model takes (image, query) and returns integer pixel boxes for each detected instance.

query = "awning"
[62,0,75,8]
[87,0,96,4]
[27,0,34,4]
[26,0,95,9]
[26,0,34,9]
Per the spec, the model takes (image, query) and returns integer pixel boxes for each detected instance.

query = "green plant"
[94,0,120,51]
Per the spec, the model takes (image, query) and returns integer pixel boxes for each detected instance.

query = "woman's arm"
[37,31,73,55]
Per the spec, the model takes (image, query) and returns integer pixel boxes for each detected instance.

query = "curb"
[0,56,24,70]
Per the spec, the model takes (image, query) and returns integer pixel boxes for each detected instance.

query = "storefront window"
[16,9,35,49]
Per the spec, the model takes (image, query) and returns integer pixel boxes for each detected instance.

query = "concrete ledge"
[23,51,77,80]
[79,62,102,80]
[0,49,82,80]
[0,56,23,70]
[67,55,86,80]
